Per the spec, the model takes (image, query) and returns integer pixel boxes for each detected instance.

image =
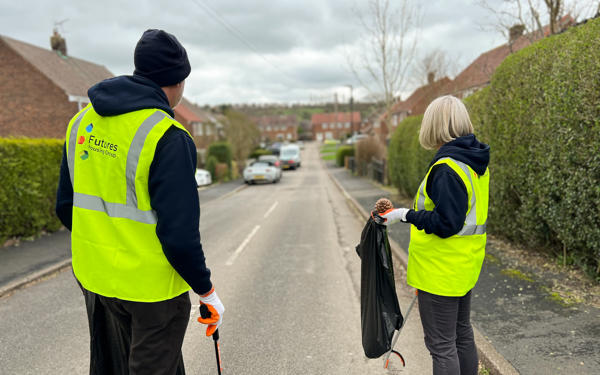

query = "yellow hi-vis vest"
[65,104,191,302]
[407,157,489,297]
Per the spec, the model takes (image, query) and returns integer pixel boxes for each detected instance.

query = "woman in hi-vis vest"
[377,95,490,375]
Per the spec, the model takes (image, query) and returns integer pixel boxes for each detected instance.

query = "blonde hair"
[419,95,474,150]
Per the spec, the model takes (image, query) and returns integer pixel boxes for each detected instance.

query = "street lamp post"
[346,85,355,135]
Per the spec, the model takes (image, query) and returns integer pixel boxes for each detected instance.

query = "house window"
[337,123,343,129]
[267,125,272,131]
[323,123,328,129]
[374,121,380,128]
[205,124,212,136]
[345,122,351,128]
[193,122,203,136]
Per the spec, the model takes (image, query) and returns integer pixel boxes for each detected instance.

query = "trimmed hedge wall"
[467,19,600,277]
[387,115,435,197]
[335,146,354,167]
[0,138,63,244]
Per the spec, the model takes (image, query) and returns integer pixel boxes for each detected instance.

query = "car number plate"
[254,175,264,179]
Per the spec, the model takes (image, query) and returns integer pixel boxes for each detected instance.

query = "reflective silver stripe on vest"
[416,180,426,211]
[67,107,91,185]
[126,111,168,207]
[74,192,157,224]
[416,157,486,236]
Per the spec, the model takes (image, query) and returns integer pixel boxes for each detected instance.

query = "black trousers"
[79,282,191,375]
[417,289,478,375]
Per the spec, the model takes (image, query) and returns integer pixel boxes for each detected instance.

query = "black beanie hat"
[133,29,191,87]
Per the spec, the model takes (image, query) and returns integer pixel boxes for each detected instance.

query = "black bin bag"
[356,217,403,358]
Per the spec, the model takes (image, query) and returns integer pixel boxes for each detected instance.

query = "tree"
[222,109,260,173]
[413,49,458,86]
[347,0,422,113]
[477,0,597,49]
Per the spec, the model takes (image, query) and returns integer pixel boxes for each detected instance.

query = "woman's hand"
[379,208,409,225]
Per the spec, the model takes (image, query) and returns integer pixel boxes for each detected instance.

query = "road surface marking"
[263,201,279,218]
[226,225,261,266]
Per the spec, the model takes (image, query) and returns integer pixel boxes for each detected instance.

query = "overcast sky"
[0,0,568,106]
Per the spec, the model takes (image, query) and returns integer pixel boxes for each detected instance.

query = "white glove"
[197,288,225,336]
[379,208,409,225]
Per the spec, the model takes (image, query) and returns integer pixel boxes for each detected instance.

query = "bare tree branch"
[346,0,421,113]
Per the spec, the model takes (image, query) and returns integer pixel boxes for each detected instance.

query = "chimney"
[509,24,525,44]
[50,29,67,56]
[427,72,435,85]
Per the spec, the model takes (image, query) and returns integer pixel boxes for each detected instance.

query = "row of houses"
[0,32,224,161]
[361,15,576,144]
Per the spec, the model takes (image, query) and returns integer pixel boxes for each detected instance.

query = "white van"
[279,144,301,169]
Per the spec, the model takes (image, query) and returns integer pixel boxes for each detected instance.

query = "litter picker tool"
[383,290,418,369]
[200,304,222,375]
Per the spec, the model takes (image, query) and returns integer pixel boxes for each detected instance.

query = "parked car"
[195,169,212,187]
[345,134,368,145]
[243,161,280,184]
[268,142,282,156]
[279,144,301,169]
[258,155,283,181]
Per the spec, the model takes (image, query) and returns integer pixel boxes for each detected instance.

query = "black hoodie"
[405,134,490,238]
[55,75,212,295]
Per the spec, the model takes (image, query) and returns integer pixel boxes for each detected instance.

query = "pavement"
[326,163,600,375]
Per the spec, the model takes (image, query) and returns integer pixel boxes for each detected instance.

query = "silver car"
[243,161,280,184]
[257,155,283,181]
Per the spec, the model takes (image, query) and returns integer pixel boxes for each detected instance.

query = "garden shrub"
[207,142,233,178]
[466,18,600,278]
[355,136,385,176]
[0,138,63,244]
[205,155,218,181]
[335,146,354,167]
[249,148,272,159]
[387,115,436,197]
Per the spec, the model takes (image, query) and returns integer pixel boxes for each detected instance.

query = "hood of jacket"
[87,75,174,117]
[431,134,490,176]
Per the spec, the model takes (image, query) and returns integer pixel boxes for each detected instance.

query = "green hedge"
[249,148,272,159]
[207,142,233,179]
[205,155,218,181]
[387,115,435,197]
[466,18,600,278]
[335,146,354,167]
[0,138,63,244]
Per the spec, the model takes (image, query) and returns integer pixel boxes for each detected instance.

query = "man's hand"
[378,208,409,225]
[197,288,225,336]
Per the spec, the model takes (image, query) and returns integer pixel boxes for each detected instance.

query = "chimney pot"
[50,29,67,56]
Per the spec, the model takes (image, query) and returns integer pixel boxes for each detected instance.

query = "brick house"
[252,115,298,142]
[364,76,452,143]
[0,34,113,139]
[373,15,576,141]
[311,112,361,142]
[174,97,220,163]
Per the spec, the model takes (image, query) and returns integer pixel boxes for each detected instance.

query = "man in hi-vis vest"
[56,29,224,374]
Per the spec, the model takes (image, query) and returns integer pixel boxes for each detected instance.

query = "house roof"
[252,114,297,126]
[1,35,113,98]
[448,15,575,96]
[389,77,452,117]
[175,97,207,123]
[311,112,361,124]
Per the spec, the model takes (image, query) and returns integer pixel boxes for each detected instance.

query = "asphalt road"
[0,143,430,374]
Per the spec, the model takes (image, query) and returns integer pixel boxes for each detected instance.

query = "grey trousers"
[79,282,191,375]
[417,289,478,375]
